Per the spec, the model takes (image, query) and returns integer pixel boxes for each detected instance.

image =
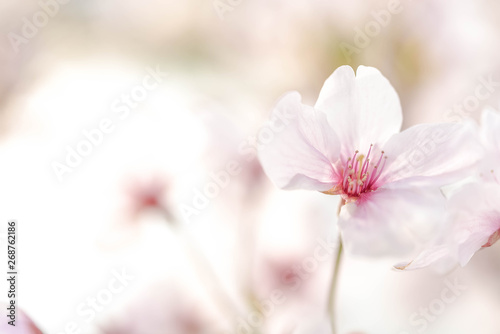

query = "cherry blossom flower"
[259,65,479,256]
[125,174,172,220]
[100,281,215,334]
[396,108,500,270]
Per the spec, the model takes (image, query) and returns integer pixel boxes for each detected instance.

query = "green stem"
[328,238,343,334]
[328,199,345,334]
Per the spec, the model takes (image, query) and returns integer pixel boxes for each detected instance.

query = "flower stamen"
[340,145,387,200]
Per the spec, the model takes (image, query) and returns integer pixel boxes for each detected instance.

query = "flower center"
[340,145,387,199]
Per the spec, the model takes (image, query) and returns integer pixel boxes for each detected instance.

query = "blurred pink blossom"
[0,306,43,334]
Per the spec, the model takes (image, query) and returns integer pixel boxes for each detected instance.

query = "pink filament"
[341,146,387,198]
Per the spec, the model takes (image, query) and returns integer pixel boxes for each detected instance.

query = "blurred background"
[0,0,500,333]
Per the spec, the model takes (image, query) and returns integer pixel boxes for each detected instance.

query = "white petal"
[338,183,447,257]
[259,92,341,191]
[479,108,500,183]
[380,121,481,185]
[394,244,453,271]
[315,65,402,158]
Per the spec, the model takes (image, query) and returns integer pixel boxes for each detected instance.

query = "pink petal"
[0,307,43,334]
[380,121,481,186]
[259,92,341,191]
[479,108,500,183]
[315,65,402,158]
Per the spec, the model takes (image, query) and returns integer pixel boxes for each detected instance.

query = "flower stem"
[328,238,343,334]
[328,199,345,334]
